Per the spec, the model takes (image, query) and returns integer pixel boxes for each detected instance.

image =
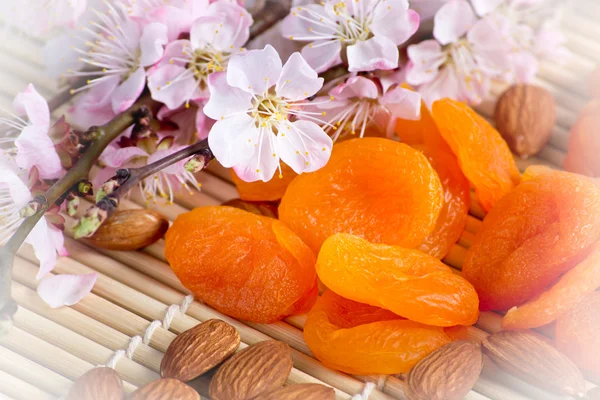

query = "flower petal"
[380,86,422,120]
[139,22,168,66]
[227,45,282,94]
[470,0,503,16]
[208,114,256,168]
[28,217,64,279]
[14,125,63,180]
[148,64,200,110]
[281,4,337,40]
[299,40,342,73]
[467,16,511,73]
[331,76,379,99]
[191,1,252,51]
[232,127,279,182]
[99,145,149,168]
[275,53,323,101]
[0,163,31,207]
[371,0,420,45]
[433,0,476,45]
[510,51,539,83]
[420,66,461,108]
[37,273,97,309]
[68,76,119,128]
[346,36,399,72]
[203,71,253,119]
[111,67,146,114]
[276,120,332,174]
[13,84,50,129]
[406,40,446,85]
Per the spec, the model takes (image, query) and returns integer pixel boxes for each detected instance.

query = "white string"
[103,294,195,368]
[351,382,376,400]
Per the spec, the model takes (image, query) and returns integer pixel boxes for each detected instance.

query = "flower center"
[251,93,289,128]
[186,48,228,90]
[332,1,373,43]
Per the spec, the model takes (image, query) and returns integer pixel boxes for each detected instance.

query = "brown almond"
[223,199,278,218]
[495,84,556,159]
[86,209,169,251]
[161,319,240,381]
[483,330,586,398]
[405,340,483,400]
[209,340,293,400]
[66,367,124,400]
[256,383,335,400]
[130,378,199,400]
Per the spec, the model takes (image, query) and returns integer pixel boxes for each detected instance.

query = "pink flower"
[305,74,421,140]
[406,0,511,106]
[67,2,168,113]
[0,0,87,36]
[147,0,253,110]
[203,45,333,182]
[1,84,63,180]
[282,0,420,73]
[410,0,447,20]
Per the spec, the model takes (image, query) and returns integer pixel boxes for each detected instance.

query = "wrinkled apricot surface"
[556,292,600,378]
[564,100,600,177]
[503,242,600,329]
[231,163,297,201]
[303,290,451,375]
[165,206,316,323]
[279,138,443,253]
[432,99,521,212]
[463,171,600,311]
[316,234,479,326]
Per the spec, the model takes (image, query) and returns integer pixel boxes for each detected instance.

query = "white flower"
[203,45,333,182]
[282,0,420,73]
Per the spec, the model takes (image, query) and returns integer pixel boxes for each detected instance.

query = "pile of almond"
[65,319,335,399]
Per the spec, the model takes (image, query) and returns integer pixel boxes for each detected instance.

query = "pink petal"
[346,36,399,72]
[276,120,332,174]
[299,40,342,74]
[37,273,97,309]
[208,114,257,168]
[198,1,253,50]
[148,5,196,41]
[196,106,210,140]
[275,53,323,101]
[406,40,446,85]
[203,71,253,119]
[13,84,50,130]
[227,45,282,94]
[232,128,278,182]
[420,66,461,108]
[148,64,201,110]
[331,76,379,99]
[99,145,149,168]
[410,0,446,21]
[139,22,168,66]
[28,217,64,279]
[111,67,146,114]
[380,86,422,120]
[371,1,420,45]
[281,4,337,40]
[14,125,63,180]
[510,51,539,83]
[152,40,190,69]
[433,0,476,45]
[468,16,511,73]
[470,0,503,16]
[0,166,31,207]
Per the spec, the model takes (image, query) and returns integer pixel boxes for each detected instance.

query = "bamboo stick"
[0,345,72,397]
[194,171,239,202]
[0,369,55,400]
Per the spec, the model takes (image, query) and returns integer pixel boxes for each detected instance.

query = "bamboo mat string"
[103,294,194,369]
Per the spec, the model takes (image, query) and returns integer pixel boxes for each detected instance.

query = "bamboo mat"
[1,2,600,399]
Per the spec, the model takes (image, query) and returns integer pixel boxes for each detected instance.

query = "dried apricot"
[165,206,317,323]
[503,242,600,329]
[303,290,451,375]
[564,100,600,177]
[555,292,600,378]
[231,163,296,201]
[279,138,443,253]
[316,234,479,326]
[463,171,600,311]
[395,97,447,149]
[432,99,521,212]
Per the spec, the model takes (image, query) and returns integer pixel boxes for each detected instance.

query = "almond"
[66,367,124,400]
[130,378,199,400]
[495,84,556,159]
[161,319,240,381]
[257,383,335,400]
[209,340,293,400]
[482,330,586,398]
[86,209,169,251]
[405,340,482,400]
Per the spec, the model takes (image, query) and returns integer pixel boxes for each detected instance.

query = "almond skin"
[256,383,335,400]
[66,367,124,400]
[86,209,169,251]
[495,84,556,159]
[130,378,199,400]
[483,330,586,398]
[405,340,483,400]
[161,319,240,381]
[209,340,293,400]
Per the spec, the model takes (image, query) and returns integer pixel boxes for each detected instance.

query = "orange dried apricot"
[316,234,479,326]
[395,97,447,149]
[279,138,443,253]
[503,242,600,329]
[303,290,451,375]
[463,171,600,311]
[165,206,317,323]
[432,99,521,212]
[231,163,296,201]
[564,100,600,177]
[555,292,600,378]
